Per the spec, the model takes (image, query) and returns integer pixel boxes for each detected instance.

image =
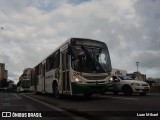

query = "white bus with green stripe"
[31,38,112,98]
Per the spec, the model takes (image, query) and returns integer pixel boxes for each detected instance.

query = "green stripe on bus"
[71,82,109,94]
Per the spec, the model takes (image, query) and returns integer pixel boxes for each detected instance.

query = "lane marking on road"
[21,94,88,120]
[103,96,139,100]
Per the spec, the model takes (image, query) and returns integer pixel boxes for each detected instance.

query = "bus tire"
[84,93,92,98]
[113,91,119,95]
[100,91,106,95]
[35,90,41,95]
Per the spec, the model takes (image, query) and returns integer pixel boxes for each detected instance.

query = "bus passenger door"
[61,50,70,93]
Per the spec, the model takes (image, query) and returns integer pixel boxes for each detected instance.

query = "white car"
[110,75,150,95]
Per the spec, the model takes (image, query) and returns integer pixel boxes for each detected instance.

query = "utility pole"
[136,62,139,72]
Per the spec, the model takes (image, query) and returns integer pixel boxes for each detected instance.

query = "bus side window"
[53,50,60,69]
[46,54,54,72]
[35,66,39,75]
[46,57,50,72]
[38,64,42,75]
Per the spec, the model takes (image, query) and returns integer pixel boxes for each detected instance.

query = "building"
[19,68,32,81]
[0,63,6,80]
[147,78,160,87]
[112,68,146,81]
[127,72,146,81]
[0,63,8,81]
[4,70,8,80]
[0,63,8,87]
[111,68,127,75]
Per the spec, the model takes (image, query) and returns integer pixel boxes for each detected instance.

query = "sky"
[0,0,160,84]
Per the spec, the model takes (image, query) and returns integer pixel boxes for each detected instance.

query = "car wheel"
[122,86,133,96]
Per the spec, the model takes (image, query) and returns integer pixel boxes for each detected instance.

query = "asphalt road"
[0,93,86,120]
[0,92,160,120]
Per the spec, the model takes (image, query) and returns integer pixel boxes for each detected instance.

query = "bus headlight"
[72,75,83,84]
[108,77,113,83]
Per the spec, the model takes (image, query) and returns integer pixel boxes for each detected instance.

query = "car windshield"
[71,46,112,73]
[118,75,133,80]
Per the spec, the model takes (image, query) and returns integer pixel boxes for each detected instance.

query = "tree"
[8,80,17,92]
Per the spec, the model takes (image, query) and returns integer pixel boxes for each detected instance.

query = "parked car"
[109,75,150,96]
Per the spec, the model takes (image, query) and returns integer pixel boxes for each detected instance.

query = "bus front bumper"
[71,82,110,95]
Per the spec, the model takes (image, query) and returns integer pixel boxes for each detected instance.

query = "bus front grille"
[82,76,107,80]
[86,81,105,84]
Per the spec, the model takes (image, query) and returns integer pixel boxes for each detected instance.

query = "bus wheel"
[35,88,41,95]
[122,85,133,96]
[100,91,106,95]
[84,93,92,98]
[113,91,119,95]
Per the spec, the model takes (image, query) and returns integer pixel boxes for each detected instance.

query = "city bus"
[31,38,112,98]
[17,79,30,92]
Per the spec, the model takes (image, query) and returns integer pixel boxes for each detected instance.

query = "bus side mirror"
[114,78,120,82]
[68,45,72,55]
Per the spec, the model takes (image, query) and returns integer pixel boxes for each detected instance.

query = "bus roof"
[32,38,107,69]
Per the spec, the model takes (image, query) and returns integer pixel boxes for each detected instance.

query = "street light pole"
[136,62,139,72]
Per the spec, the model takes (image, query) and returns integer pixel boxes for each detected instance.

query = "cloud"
[0,0,160,83]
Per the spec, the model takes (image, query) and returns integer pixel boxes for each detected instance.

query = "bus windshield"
[71,46,111,73]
